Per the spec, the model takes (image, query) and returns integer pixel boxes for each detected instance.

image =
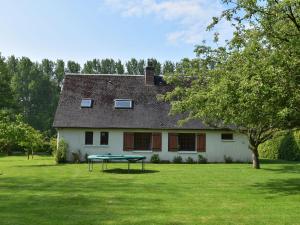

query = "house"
[53,65,251,162]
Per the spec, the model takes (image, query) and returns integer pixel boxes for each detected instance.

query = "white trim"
[178,151,197,154]
[84,145,110,147]
[133,150,153,153]
[221,140,235,142]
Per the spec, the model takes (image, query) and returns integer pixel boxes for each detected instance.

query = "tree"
[100,58,115,74]
[148,58,161,75]
[0,54,14,109]
[163,0,300,169]
[82,60,94,74]
[138,59,145,75]
[162,60,175,74]
[126,58,139,74]
[0,111,44,157]
[54,59,65,88]
[115,59,124,74]
[67,60,80,73]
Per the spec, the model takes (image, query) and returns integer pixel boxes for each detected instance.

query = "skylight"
[114,99,133,109]
[81,99,93,108]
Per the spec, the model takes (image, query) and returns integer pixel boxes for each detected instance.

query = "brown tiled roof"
[53,74,212,129]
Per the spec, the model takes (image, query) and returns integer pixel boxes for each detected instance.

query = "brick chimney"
[145,60,154,86]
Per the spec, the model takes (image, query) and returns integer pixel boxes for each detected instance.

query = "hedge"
[259,130,300,161]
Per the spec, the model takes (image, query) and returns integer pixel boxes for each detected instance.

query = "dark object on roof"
[53,73,211,129]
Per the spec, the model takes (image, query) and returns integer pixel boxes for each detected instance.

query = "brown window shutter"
[123,132,134,151]
[152,133,162,151]
[168,133,178,152]
[197,133,206,152]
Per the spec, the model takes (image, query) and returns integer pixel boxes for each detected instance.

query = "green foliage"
[162,60,175,74]
[0,54,14,109]
[55,139,68,164]
[0,110,44,155]
[185,157,194,164]
[126,58,139,74]
[163,1,300,169]
[173,155,183,163]
[198,154,207,164]
[259,130,300,161]
[67,60,80,73]
[150,154,160,163]
[115,60,124,74]
[148,58,161,75]
[49,137,57,155]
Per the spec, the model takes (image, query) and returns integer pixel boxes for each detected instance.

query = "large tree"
[0,54,14,109]
[163,0,300,169]
[126,58,139,74]
[67,60,81,73]
[163,60,175,74]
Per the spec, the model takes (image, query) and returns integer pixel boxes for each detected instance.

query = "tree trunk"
[251,147,260,169]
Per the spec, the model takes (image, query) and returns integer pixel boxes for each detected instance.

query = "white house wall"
[57,128,252,162]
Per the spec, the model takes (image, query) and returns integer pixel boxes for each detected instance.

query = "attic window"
[114,99,133,109]
[81,99,93,108]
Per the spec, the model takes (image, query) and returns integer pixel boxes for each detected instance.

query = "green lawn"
[0,156,300,225]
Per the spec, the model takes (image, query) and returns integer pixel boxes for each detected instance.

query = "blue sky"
[0,0,232,64]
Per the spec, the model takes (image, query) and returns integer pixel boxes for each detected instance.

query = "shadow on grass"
[103,168,159,174]
[261,164,300,174]
[260,159,300,164]
[16,164,63,168]
[253,178,300,196]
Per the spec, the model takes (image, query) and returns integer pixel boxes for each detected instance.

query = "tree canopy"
[163,0,300,168]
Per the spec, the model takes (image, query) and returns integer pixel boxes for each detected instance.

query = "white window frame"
[114,99,133,109]
[81,99,93,108]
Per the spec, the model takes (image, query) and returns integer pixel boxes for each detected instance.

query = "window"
[178,133,195,151]
[221,133,233,140]
[114,99,133,109]
[81,99,93,108]
[85,131,93,145]
[134,133,151,150]
[100,132,109,145]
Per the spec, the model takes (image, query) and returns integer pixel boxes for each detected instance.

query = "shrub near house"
[259,130,300,161]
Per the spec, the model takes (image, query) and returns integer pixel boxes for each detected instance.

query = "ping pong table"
[88,154,146,172]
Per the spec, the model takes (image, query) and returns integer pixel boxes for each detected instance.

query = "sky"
[0,0,233,64]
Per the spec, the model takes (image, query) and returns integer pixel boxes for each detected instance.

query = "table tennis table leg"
[102,160,104,171]
[142,160,144,171]
[128,161,130,173]
[89,159,93,172]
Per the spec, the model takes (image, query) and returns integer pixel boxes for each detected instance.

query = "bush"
[185,157,194,164]
[259,130,300,161]
[55,139,68,164]
[49,137,57,155]
[150,154,160,163]
[198,155,207,164]
[224,155,233,163]
[173,155,183,163]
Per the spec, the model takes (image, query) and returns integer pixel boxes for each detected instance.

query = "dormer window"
[114,99,133,109]
[81,99,93,108]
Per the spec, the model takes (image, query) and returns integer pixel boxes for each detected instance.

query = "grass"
[0,156,300,225]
